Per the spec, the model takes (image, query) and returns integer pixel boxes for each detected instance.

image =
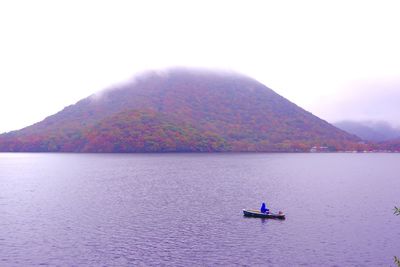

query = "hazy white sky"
[1,0,400,133]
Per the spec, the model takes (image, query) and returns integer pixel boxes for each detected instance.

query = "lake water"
[0,153,399,266]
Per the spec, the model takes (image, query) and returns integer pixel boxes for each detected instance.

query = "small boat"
[243,209,285,219]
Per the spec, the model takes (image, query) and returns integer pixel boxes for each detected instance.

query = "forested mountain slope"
[0,68,361,152]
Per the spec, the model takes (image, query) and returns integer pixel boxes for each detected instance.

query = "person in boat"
[260,202,270,214]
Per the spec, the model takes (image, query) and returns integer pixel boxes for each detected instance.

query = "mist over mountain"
[334,120,400,142]
[0,68,361,152]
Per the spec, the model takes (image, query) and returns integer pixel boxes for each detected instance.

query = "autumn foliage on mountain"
[0,68,364,152]
[379,138,400,151]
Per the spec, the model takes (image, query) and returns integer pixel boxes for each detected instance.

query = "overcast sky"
[1,0,399,133]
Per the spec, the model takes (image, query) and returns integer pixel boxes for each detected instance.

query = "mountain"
[380,138,400,152]
[0,68,362,152]
[334,120,400,142]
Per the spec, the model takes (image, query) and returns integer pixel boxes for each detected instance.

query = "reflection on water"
[0,153,399,266]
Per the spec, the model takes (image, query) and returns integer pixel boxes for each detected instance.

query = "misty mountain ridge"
[0,68,362,152]
[334,120,400,142]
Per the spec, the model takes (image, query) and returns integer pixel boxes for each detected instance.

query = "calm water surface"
[0,153,399,266]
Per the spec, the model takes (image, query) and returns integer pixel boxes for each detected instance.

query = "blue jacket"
[260,202,269,213]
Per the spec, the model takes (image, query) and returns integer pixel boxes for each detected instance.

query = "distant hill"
[0,68,362,152]
[380,138,400,151]
[334,120,400,142]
